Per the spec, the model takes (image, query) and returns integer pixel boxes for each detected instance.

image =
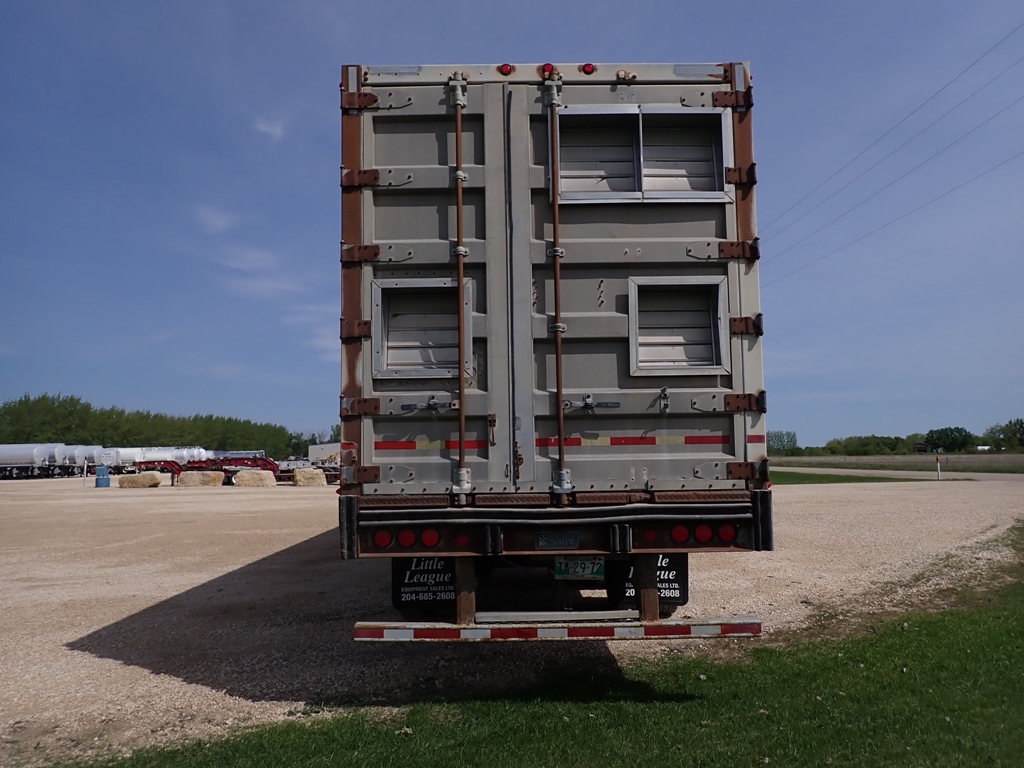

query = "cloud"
[255,118,285,141]
[225,275,303,299]
[218,246,278,272]
[196,205,240,234]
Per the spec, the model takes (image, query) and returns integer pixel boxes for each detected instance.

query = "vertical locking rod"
[547,75,568,504]
[450,74,470,502]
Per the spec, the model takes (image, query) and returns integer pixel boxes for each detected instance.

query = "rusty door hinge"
[341,398,381,417]
[341,169,380,188]
[340,319,371,340]
[725,163,757,185]
[726,460,768,480]
[341,244,380,263]
[712,86,753,110]
[724,391,767,413]
[730,314,764,336]
[718,239,760,260]
[341,92,379,110]
[351,466,381,484]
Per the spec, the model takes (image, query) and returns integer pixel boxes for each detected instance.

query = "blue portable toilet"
[95,466,110,488]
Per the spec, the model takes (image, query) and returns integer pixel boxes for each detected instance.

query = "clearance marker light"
[542,62,555,75]
[581,63,596,75]
[373,529,392,548]
[695,524,713,543]
[397,529,416,548]
[670,525,690,544]
[455,533,470,547]
[642,528,657,544]
[718,524,737,543]
[421,529,440,548]
[498,63,513,76]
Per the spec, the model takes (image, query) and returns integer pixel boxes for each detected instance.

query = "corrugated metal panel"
[637,289,718,367]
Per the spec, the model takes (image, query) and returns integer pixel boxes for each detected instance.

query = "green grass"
[770,470,922,485]
[68,527,1024,768]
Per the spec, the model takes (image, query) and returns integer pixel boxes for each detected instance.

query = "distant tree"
[924,426,976,453]
[767,430,798,456]
[328,423,342,443]
[823,435,913,455]
[982,418,1024,451]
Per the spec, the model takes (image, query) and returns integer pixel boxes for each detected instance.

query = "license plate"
[554,556,605,580]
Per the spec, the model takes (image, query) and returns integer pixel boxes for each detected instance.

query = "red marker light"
[542,63,554,75]
[642,528,657,544]
[498,63,513,76]
[718,524,737,543]
[695,524,713,543]
[397,529,416,548]
[455,533,470,547]
[373,529,393,548]
[421,528,440,548]
[581,63,596,75]
[670,525,690,544]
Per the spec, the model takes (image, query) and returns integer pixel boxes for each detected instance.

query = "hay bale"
[177,471,225,487]
[118,471,163,488]
[293,467,327,486]
[233,469,277,487]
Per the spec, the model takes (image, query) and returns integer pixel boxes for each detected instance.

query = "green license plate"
[554,556,605,580]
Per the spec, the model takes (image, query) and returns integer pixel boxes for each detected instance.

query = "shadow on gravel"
[68,532,675,707]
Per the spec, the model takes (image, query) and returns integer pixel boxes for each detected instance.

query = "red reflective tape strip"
[490,627,539,640]
[611,436,656,446]
[567,626,616,638]
[747,435,766,443]
[642,624,693,637]
[720,622,761,635]
[685,435,731,445]
[414,628,463,640]
[375,441,416,450]
[353,627,385,640]
[444,440,488,449]
[535,438,582,447]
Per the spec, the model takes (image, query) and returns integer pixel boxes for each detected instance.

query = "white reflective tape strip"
[537,627,569,639]
[690,625,721,636]
[383,629,416,640]
[614,626,646,638]
[579,437,612,446]
[460,629,491,640]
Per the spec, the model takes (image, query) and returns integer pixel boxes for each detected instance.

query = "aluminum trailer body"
[338,61,770,639]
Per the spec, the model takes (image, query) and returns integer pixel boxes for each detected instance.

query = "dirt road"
[1,477,1021,766]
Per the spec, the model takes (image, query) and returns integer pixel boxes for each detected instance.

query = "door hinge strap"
[725,163,757,186]
[340,319,371,340]
[718,239,760,260]
[726,460,768,480]
[341,169,380,187]
[725,391,768,413]
[340,465,381,485]
[341,92,379,110]
[730,314,764,336]
[712,86,753,110]
[341,244,380,263]
[341,398,381,417]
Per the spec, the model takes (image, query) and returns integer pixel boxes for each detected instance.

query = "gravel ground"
[1,476,1022,766]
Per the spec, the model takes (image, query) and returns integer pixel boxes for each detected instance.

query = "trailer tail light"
[542,62,554,75]
[695,524,713,543]
[421,528,440,548]
[581,62,596,75]
[670,525,690,544]
[642,528,657,544]
[455,533,470,547]
[718,524,737,543]
[373,529,392,548]
[397,529,416,548]
[498,63,513,76]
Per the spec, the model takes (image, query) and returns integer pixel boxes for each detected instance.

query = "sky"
[1,0,1022,446]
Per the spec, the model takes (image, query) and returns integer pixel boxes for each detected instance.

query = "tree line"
[0,393,327,460]
[768,419,1024,456]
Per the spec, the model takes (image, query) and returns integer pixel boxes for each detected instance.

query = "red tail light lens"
[397,529,416,548]
[642,528,657,543]
[581,63,596,75]
[421,528,440,548]
[670,525,689,544]
[695,524,713,543]
[455,533,470,547]
[718,524,737,543]
[373,529,392,548]
[498,63,513,76]
[542,62,554,75]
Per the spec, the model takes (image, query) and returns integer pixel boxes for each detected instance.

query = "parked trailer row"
[0,443,212,479]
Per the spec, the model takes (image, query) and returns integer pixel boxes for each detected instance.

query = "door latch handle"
[563,393,621,412]
[400,395,455,411]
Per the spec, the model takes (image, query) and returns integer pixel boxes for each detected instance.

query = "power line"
[761,90,1024,266]
[762,52,1024,245]
[762,147,1024,288]
[759,18,1024,235]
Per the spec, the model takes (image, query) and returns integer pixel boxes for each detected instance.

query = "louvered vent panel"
[386,291,459,369]
[559,117,639,195]
[637,289,719,367]
[642,127,719,193]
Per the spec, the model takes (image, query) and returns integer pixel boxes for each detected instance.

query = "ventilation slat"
[636,287,719,368]
[385,291,459,372]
